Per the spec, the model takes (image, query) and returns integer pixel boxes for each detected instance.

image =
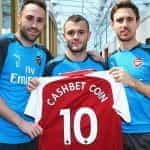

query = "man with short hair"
[0,0,51,150]
[109,1,150,149]
[46,14,105,75]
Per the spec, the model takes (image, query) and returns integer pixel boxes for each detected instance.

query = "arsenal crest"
[36,56,41,66]
[133,57,143,67]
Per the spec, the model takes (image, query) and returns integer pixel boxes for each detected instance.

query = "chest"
[111,50,150,81]
[3,44,45,76]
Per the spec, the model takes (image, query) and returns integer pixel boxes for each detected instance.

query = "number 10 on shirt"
[60,107,98,145]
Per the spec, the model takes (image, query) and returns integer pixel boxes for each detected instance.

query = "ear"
[136,20,140,28]
[17,13,21,25]
[87,31,91,41]
[110,20,115,30]
[63,33,66,42]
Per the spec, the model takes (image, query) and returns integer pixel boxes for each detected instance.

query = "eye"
[116,18,124,23]
[67,30,74,36]
[78,30,85,35]
[26,15,34,21]
[127,17,134,22]
[37,18,44,23]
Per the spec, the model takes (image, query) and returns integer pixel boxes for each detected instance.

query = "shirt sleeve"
[24,76,62,122]
[87,71,131,122]
[111,81,131,123]
[24,85,43,123]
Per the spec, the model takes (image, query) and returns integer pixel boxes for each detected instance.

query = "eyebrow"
[115,16,135,20]
[66,29,87,32]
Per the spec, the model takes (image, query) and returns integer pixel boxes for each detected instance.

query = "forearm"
[0,98,43,138]
[129,79,150,97]
[0,98,23,127]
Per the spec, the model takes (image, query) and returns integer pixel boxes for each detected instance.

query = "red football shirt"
[25,71,130,150]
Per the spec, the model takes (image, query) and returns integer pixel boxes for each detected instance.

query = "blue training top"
[0,33,49,143]
[108,43,150,133]
[45,54,106,76]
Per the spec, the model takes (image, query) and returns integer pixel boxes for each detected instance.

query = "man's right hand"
[28,78,39,91]
[17,119,43,138]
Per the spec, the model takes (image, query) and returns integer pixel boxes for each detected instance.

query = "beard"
[67,42,87,53]
[20,27,40,43]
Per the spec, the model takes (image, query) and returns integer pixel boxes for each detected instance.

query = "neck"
[15,32,33,46]
[118,38,139,50]
[65,50,87,61]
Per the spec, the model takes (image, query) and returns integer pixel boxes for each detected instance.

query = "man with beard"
[108,1,150,150]
[44,14,105,76]
[0,0,51,150]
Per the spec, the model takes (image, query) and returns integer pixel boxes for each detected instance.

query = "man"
[0,0,51,150]
[28,15,105,89]
[46,14,105,75]
[109,1,150,149]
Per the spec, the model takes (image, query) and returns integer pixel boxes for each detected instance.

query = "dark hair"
[20,0,47,13]
[111,1,140,21]
[64,14,90,31]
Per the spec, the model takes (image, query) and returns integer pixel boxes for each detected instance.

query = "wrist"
[15,117,24,128]
[130,78,137,88]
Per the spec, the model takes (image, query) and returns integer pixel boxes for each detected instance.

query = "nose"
[73,32,79,39]
[31,20,38,28]
[122,19,128,26]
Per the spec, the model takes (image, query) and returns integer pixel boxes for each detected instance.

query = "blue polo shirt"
[108,43,150,133]
[45,54,106,76]
[0,33,49,143]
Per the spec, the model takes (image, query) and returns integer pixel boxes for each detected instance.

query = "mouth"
[120,28,129,35]
[72,41,81,46]
[29,31,37,35]
[120,30,129,37]
[28,29,39,36]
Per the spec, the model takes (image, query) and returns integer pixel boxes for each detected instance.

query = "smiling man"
[0,1,51,150]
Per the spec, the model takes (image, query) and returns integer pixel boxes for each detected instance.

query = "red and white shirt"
[25,71,130,150]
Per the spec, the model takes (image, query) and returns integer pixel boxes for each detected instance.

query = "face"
[18,4,46,43]
[111,8,139,42]
[63,21,91,53]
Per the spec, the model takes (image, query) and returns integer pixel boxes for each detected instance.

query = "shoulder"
[108,50,119,58]
[0,33,17,54]
[110,50,118,55]
[45,56,65,76]
[87,55,107,69]
[0,33,16,73]
[87,54,103,63]
[136,43,150,55]
[47,55,65,66]
[0,33,16,44]
[139,43,150,50]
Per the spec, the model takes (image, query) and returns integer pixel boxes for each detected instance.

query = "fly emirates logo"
[47,81,109,106]
[10,66,35,85]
